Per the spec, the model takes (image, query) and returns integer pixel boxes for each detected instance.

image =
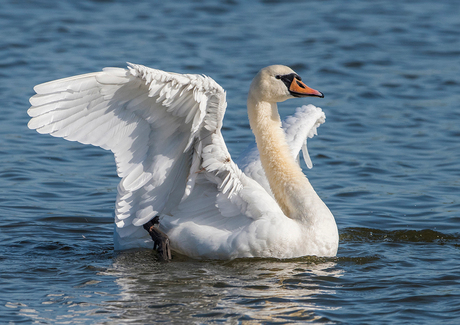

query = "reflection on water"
[105,251,343,323]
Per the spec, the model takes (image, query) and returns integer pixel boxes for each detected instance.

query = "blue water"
[1,0,460,323]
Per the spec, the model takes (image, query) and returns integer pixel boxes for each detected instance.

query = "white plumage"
[28,63,338,259]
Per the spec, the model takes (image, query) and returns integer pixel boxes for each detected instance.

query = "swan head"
[249,65,323,103]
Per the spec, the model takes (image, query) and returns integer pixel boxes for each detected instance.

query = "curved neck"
[247,96,316,220]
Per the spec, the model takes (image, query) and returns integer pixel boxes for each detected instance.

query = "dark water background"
[1,0,460,323]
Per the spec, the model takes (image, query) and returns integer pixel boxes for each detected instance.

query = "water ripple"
[1,0,460,323]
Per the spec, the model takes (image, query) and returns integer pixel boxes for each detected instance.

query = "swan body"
[28,63,338,259]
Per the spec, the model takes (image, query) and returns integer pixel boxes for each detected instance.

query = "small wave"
[341,227,459,243]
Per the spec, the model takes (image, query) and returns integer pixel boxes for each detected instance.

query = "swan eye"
[277,73,295,89]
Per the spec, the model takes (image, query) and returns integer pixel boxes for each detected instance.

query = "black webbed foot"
[143,216,171,261]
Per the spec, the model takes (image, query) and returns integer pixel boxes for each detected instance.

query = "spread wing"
[28,63,283,254]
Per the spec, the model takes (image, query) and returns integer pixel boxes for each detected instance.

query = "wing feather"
[29,63,281,253]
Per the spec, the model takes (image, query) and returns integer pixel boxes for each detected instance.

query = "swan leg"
[143,216,172,261]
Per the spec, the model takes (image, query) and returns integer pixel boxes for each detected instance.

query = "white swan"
[27,63,338,259]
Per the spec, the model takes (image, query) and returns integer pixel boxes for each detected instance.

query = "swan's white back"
[28,63,338,259]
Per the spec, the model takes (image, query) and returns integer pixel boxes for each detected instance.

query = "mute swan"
[28,64,338,259]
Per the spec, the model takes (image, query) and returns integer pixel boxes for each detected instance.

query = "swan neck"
[247,98,315,219]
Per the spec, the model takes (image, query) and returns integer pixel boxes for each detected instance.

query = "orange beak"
[289,78,324,98]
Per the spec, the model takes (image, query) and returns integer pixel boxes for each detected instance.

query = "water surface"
[1,0,459,323]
